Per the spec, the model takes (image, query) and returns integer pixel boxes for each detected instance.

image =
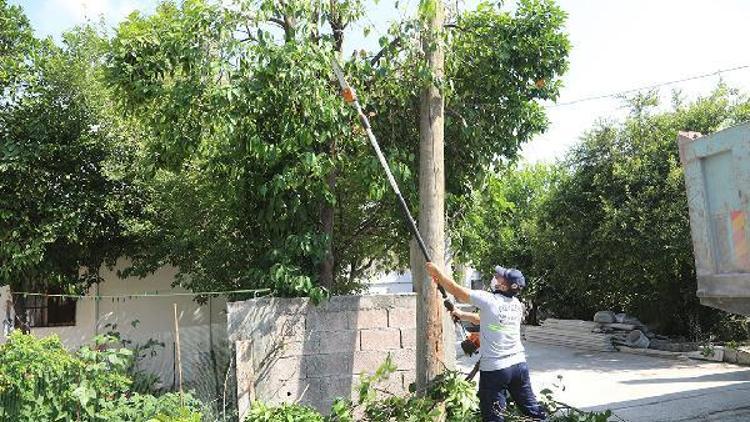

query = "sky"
[12,0,750,163]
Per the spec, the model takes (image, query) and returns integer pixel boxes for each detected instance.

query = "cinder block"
[392,349,416,371]
[255,377,306,404]
[318,376,356,402]
[279,339,320,357]
[393,294,417,309]
[317,330,359,355]
[400,329,416,349]
[227,297,270,317]
[376,371,405,395]
[360,329,401,351]
[388,307,416,329]
[737,348,750,365]
[402,370,417,393]
[359,295,396,309]
[724,348,739,363]
[247,338,283,372]
[352,350,390,374]
[294,377,321,402]
[235,340,255,411]
[228,300,279,342]
[352,349,415,373]
[354,309,388,329]
[320,295,362,312]
[303,353,355,378]
[228,305,305,343]
[308,310,355,332]
[231,294,425,416]
[275,314,306,337]
[271,356,304,381]
[278,297,312,315]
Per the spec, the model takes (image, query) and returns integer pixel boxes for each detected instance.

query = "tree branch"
[355,256,376,275]
[370,36,402,66]
[337,202,387,252]
[446,107,468,128]
[268,17,286,28]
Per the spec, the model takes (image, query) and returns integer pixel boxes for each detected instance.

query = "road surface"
[457,341,750,421]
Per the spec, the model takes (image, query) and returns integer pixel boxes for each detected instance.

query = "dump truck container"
[678,124,750,315]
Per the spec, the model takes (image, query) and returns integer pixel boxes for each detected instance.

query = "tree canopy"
[105,0,570,296]
[0,0,35,90]
[1,0,570,308]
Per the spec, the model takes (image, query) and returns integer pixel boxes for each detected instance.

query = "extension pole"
[331,60,456,317]
[332,59,479,382]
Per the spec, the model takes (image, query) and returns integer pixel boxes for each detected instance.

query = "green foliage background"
[455,87,750,339]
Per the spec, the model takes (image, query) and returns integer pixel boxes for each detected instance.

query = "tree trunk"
[319,8,345,291]
[415,0,449,392]
[319,166,337,291]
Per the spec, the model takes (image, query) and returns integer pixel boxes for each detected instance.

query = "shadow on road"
[586,380,750,421]
[621,368,750,385]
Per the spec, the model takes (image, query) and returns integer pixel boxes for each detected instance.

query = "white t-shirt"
[469,290,526,371]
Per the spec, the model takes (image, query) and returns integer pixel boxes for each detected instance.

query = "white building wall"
[365,267,480,295]
[0,259,228,394]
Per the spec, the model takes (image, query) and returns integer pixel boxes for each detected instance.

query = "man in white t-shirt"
[426,262,546,422]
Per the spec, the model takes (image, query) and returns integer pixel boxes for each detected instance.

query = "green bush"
[246,401,326,422]
[0,331,202,421]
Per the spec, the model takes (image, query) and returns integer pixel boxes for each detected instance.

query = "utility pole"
[414,0,452,391]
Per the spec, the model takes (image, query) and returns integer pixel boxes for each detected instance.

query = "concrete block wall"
[227,294,417,417]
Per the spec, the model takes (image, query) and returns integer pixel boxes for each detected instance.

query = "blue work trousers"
[478,362,546,422]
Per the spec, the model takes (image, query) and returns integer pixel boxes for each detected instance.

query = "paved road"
[457,341,750,421]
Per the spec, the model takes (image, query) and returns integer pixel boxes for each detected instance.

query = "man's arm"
[451,309,480,325]
[425,262,471,303]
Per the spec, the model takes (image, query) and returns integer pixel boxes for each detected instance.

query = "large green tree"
[106,0,569,296]
[0,13,137,328]
[0,0,35,90]
[452,164,559,281]
[533,87,750,337]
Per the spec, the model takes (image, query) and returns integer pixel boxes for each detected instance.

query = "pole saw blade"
[332,59,356,103]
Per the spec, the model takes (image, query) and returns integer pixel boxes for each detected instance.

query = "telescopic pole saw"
[330,59,457,317]
[331,59,480,381]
